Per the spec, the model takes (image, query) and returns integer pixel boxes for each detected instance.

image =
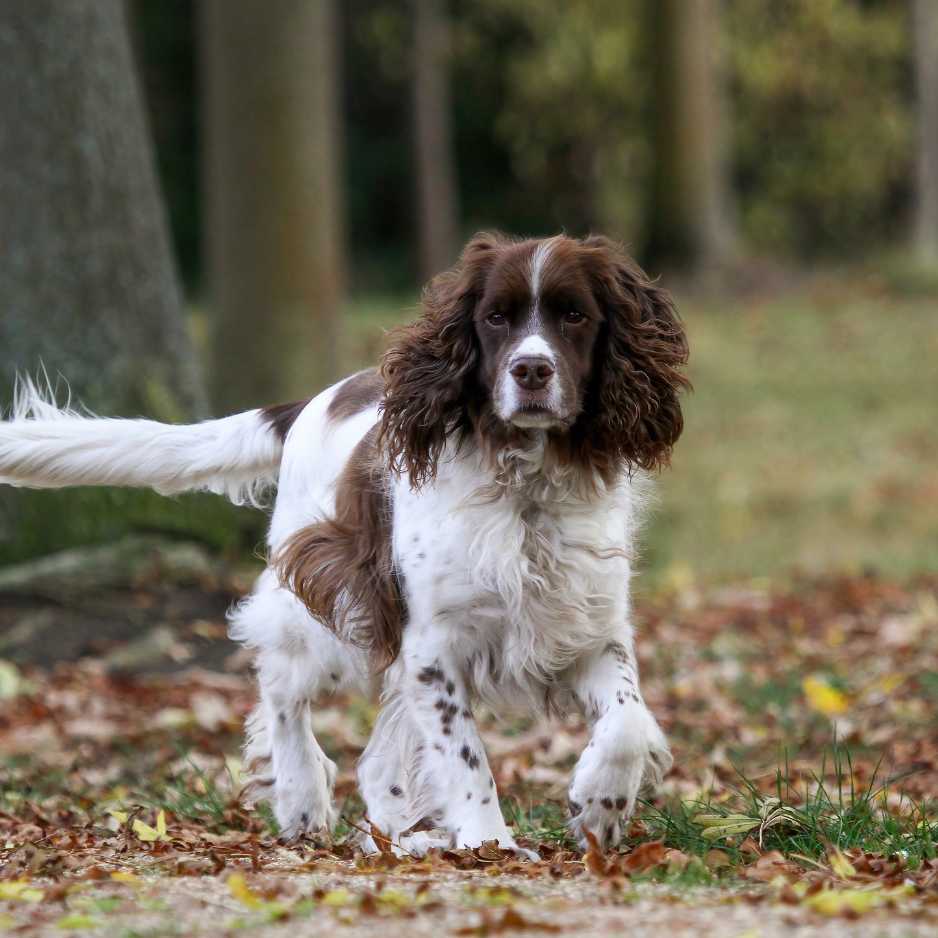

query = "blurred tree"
[0,0,247,567]
[0,0,205,418]
[202,0,345,413]
[645,0,736,274]
[912,0,938,265]
[461,0,647,241]
[728,0,910,259]
[131,0,200,292]
[413,0,460,281]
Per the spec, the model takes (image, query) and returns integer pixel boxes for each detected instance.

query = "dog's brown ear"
[379,233,503,487]
[578,235,690,474]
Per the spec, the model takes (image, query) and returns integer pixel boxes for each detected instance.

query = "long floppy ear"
[378,232,502,487]
[578,235,690,475]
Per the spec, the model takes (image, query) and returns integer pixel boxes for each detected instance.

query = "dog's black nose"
[510,356,555,390]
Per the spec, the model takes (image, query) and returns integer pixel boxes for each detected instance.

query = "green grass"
[501,743,937,878]
[642,747,937,870]
[338,281,938,587]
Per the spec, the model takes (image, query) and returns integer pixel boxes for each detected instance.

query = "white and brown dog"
[0,233,689,857]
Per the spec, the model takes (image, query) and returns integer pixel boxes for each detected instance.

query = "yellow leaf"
[109,810,129,824]
[56,913,99,930]
[827,848,857,879]
[228,873,263,909]
[0,660,25,699]
[0,880,43,903]
[110,871,141,885]
[320,889,354,907]
[802,884,912,917]
[802,676,849,716]
[692,813,761,840]
[132,810,168,842]
[376,889,415,909]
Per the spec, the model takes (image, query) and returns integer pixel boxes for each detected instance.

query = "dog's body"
[0,233,689,857]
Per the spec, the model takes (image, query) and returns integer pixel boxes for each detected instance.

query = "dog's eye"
[564,308,585,324]
[486,310,507,326]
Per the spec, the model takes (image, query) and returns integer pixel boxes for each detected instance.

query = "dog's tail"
[0,376,288,506]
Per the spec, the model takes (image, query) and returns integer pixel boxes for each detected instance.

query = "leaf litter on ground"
[0,571,936,933]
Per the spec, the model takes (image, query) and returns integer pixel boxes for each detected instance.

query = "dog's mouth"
[508,400,568,430]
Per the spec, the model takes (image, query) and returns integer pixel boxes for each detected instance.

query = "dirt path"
[7,866,937,937]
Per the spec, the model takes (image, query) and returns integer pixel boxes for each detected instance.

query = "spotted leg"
[230,573,368,841]
[567,635,672,851]
[369,621,537,859]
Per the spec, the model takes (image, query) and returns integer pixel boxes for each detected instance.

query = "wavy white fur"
[0,375,282,506]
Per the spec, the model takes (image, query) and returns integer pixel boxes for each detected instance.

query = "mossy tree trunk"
[0,1,228,566]
[0,0,205,419]
[202,0,345,414]
[413,0,460,284]
[645,0,736,276]
[913,0,938,265]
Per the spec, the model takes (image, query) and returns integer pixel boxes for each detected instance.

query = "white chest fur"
[392,446,646,707]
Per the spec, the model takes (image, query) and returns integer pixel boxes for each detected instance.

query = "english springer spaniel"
[0,233,689,857]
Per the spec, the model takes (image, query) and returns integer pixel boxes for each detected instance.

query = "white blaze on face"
[511,333,556,364]
[497,241,564,425]
[529,238,556,309]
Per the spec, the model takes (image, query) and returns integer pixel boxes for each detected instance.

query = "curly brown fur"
[571,235,690,482]
[378,234,500,488]
[378,232,689,491]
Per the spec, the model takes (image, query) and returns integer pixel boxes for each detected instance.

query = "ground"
[1,280,936,935]
[0,539,935,936]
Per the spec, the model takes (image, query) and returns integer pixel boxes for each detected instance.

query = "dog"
[0,232,689,857]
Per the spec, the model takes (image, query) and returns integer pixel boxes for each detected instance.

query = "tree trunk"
[202,0,345,414]
[645,0,736,275]
[913,0,938,265]
[413,0,460,283]
[0,0,205,418]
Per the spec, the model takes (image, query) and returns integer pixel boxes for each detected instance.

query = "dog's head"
[379,232,690,487]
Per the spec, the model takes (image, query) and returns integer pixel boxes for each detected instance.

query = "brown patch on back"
[261,400,309,443]
[327,369,384,422]
[274,425,405,669]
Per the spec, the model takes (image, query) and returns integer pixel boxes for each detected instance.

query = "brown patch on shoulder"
[327,369,384,422]
[274,425,405,669]
[261,400,309,443]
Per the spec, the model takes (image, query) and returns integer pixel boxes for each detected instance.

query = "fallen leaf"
[132,810,168,843]
[0,880,43,903]
[802,675,849,716]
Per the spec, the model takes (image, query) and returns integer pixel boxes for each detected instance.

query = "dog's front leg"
[567,635,672,851]
[393,624,536,858]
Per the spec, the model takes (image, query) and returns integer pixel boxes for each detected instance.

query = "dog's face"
[473,237,602,431]
[380,232,690,487]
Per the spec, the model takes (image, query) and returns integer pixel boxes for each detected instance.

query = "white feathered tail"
[0,377,285,506]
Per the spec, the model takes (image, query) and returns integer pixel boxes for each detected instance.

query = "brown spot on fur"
[274,426,405,669]
[600,798,614,810]
[459,745,480,770]
[327,368,384,422]
[418,665,445,685]
[261,399,309,443]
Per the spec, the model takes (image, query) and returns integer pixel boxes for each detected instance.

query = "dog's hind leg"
[230,570,368,840]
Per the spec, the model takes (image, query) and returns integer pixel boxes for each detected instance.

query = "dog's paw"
[274,757,337,842]
[567,710,671,852]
